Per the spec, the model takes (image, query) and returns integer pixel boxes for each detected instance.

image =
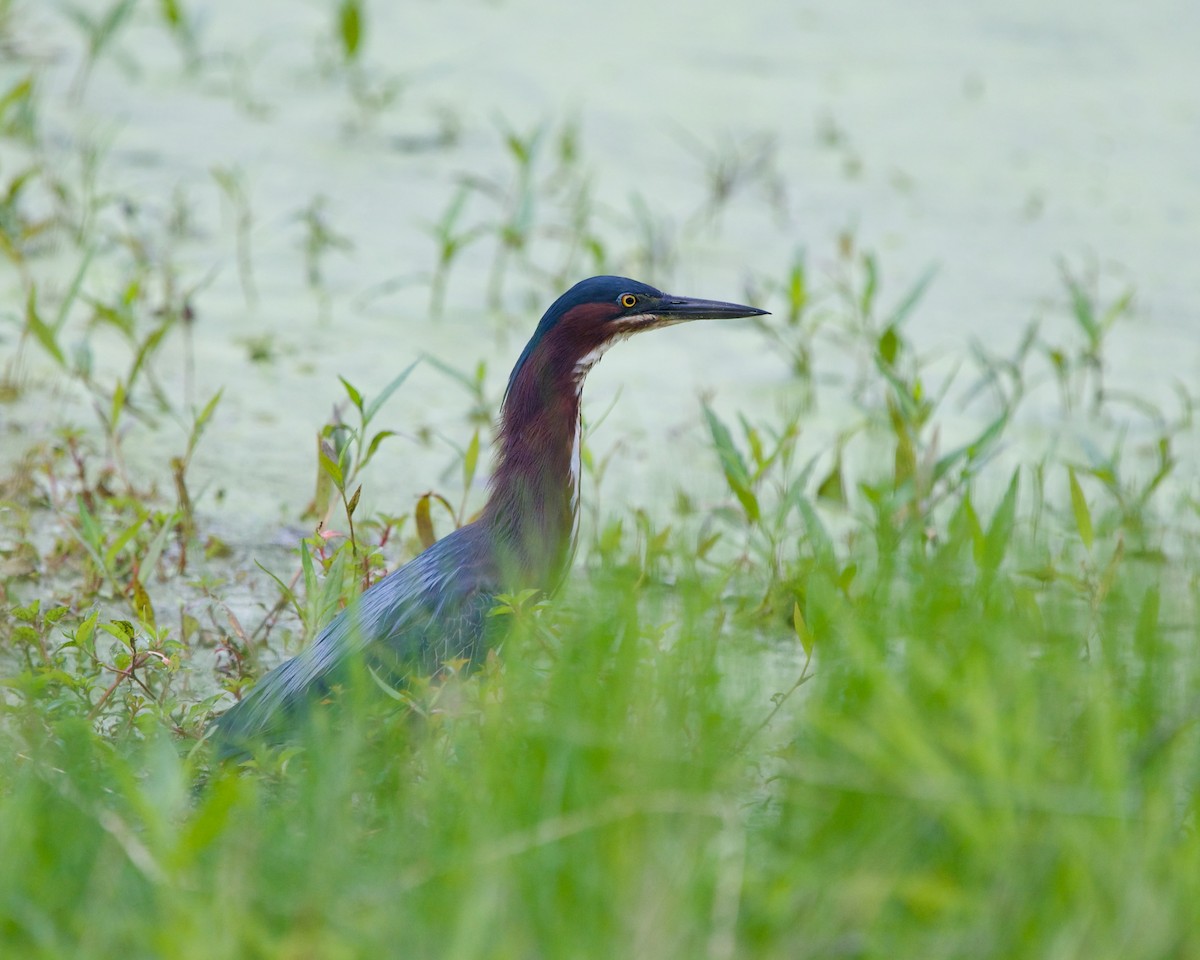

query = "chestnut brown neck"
[481,302,623,588]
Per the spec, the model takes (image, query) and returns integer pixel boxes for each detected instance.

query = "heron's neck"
[482,339,608,588]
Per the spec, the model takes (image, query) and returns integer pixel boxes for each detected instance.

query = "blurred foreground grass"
[3,448,1197,958]
[3,227,1197,959]
[4,250,1199,955]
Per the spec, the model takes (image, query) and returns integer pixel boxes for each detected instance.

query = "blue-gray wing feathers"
[213,523,501,755]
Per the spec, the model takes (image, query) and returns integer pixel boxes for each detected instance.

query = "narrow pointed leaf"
[415,494,436,549]
[793,602,813,657]
[25,288,66,368]
[338,0,362,61]
[364,429,397,465]
[313,436,335,520]
[793,494,834,565]
[982,469,1020,572]
[364,359,420,425]
[703,404,759,522]
[130,575,156,630]
[883,265,937,329]
[319,448,344,489]
[53,246,95,333]
[139,511,180,582]
[463,429,480,491]
[103,511,147,570]
[1068,467,1094,550]
[816,455,846,505]
[339,376,364,414]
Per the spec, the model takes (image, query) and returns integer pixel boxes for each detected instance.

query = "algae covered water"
[2,0,1196,531]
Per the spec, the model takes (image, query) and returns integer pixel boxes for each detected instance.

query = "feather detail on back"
[212,522,500,757]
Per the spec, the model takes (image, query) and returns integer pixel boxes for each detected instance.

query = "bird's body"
[213,276,766,755]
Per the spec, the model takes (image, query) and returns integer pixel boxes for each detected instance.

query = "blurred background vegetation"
[1,1,1198,957]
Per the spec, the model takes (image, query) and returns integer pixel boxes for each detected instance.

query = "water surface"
[2,0,1196,538]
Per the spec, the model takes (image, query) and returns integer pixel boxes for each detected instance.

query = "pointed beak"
[650,295,770,323]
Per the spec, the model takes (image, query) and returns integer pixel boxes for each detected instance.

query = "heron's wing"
[212,523,500,756]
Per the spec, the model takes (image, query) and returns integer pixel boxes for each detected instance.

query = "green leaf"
[338,0,362,61]
[488,588,542,619]
[103,510,147,571]
[930,413,1008,489]
[319,448,344,490]
[177,774,241,861]
[339,375,364,414]
[598,519,623,557]
[313,436,335,520]
[140,512,180,581]
[364,359,420,425]
[193,389,223,436]
[982,469,1020,572]
[91,0,138,56]
[741,418,764,471]
[73,610,99,656]
[836,563,857,594]
[703,405,749,487]
[13,600,40,622]
[859,252,878,316]
[786,257,808,321]
[792,494,834,565]
[255,560,303,623]
[53,246,95,334]
[127,323,170,395]
[130,575,156,630]
[158,0,182,27]
[109,379,126,432]
[24,288,66,368]
[1099,287,1134,334]
[0,74,33,121]
[888,397,916,489]
[367,665,407,700]
[696,531,720,560]
[878,326,900,366]
[363,429,396,467]
[703,404,759,522]
[462,429,480,492]
[317,547,351,624]
[415,494,435,549]
[1068,467,1094,550]
[75,497,105,554]
[1063,267,1098,341]
[816,454,846,505]
[423,354,480,394]
[102,619,137,649]
[883,265,937,329]
[1134,585,1161,655]
[300,538,319,604]
[961,492,985,567]
[793,602,813,657]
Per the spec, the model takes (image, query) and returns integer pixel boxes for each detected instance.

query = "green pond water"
[1,0,1197,543]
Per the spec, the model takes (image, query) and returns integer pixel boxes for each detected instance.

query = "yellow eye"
[620,293,637,308]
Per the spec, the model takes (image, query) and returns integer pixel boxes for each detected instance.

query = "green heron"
[213,276,767,755]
